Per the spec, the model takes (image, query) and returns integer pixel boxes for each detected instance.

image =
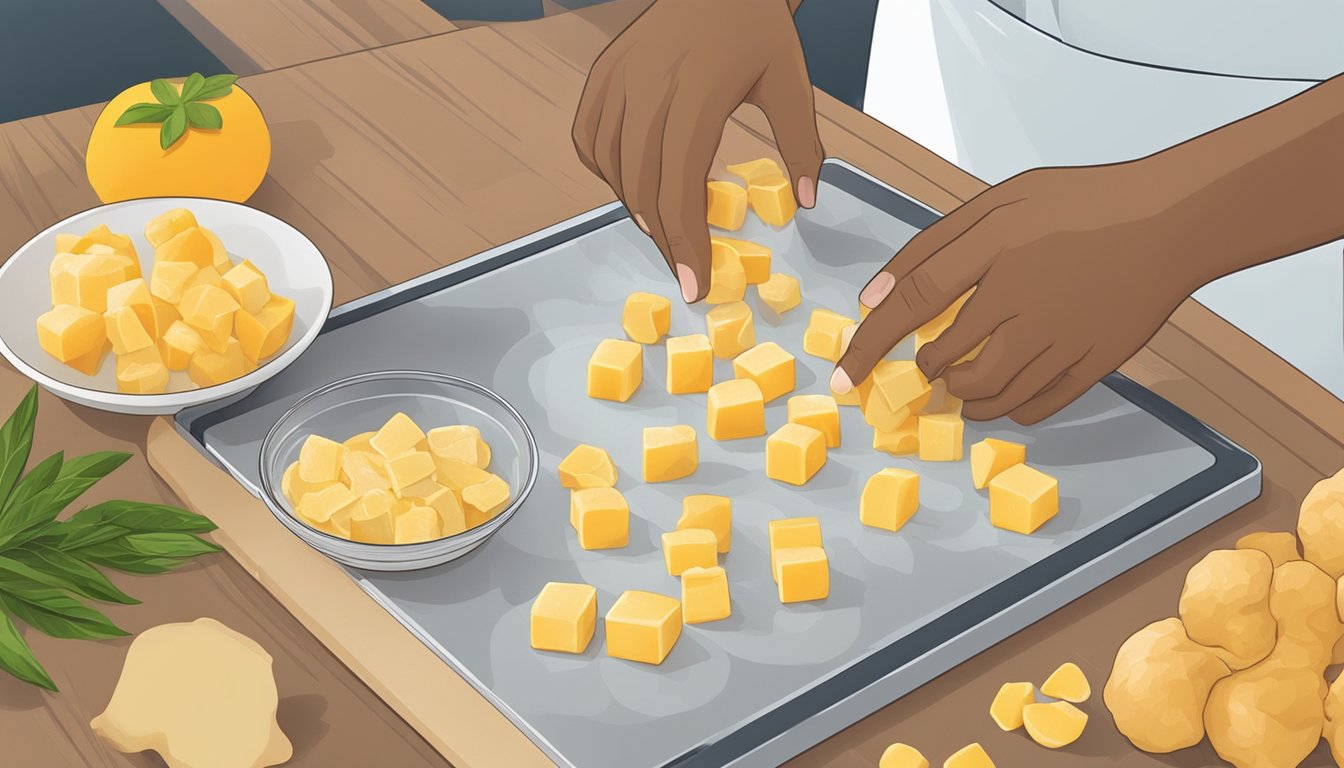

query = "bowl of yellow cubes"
[258,370,538,571]
[0,198,333,414]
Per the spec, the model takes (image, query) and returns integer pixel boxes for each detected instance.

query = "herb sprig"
[114,73,239,150]
[0,386,219,690]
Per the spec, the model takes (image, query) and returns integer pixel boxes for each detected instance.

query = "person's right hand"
[572,0,824,303]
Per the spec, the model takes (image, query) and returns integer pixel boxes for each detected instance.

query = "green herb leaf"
[184,102,222,131]
[123,532,221,559]
[74,548,186,575]
[0,590,127,641]
[0,451,130,551]
[113,103,175,127]
[149,78,180,106]
[0,386,38,511]
[0,451,63,520]
[0,548,137,606]
[160,106,188,150]
[64,500,217,534]
[179,72,206,102]
[0,611,54,691]
[194,73,238,101]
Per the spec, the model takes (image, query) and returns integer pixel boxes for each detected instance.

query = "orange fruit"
[86,78,270,203]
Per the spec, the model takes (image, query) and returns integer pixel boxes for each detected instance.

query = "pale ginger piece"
[970,438,1026,490]
[427,424,491,470]
[713,238,771,283]
[943,743,994,768]
[705,238,747,304]
[1103,617,1231,753]
[1297,465,1344,577]
[879,743,928,768]
[1205,659,1326,768]
[91,618,292,768]
[1324,670,1344,766]
[1266,558,1342,674]
[705,301,756,359]
[706,181,748,231]
[747,174,797,227]
[1039,662,1091,703]
[988,681,1034,731]
[1177,549,1276,670]
[1235,530,1301,567]
[558,444,618,489]
[622,291,672,344]
[756,272,801,314]
[1022,701,1087,748]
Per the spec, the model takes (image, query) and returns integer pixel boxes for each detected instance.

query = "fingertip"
[633,213,651,236]
[859,272,894,309]
[797,175,816,209]
[829,366,853,395]
[676,264,699,304]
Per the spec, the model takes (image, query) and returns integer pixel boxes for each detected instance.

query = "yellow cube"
[394,505,442,544]
[36,305,105,362]
[154,318,198,370]
[756,272,801,314]
[944,743,995,768]
[643,425,698,482]
[989,464,1059,535]
[340,451,391,496]
[297,483,358,525]
[54,233,78,253]
[605,590,682,665]
[298,434,345,484]
[344,431,376,453]
[873,416,920,456]
[427,425,491,469]
[105,279,155,336]
[65,339,110,376]
[348,490,396,544]
[732,341,795,402]
[148,261,198,305]
[666,334,713,394]
[385,451,439,498]
[872,360,931,411]
[803,309,855,362]
[787,394,840,447]
[1022,701,1088,749]
[145,297,180,340]
[281,462,332,508]
[179,284,238,353]
[860,468,920,532]
[706,180,748,231]
[918,413,964,462]
[705,302,755,359]
[421,485,467,535]
[570,487,630,549]
[370,412,426,459]
[705,239,746,304]
[114,347,170,394]
[234,295,296,362]
[221,262,271,315]
[72,223,133,255]
[52,253,124,313]
[531,582,597,654]
[434,457,492,492]
[182,265,222,293]
[621,291,671,344]
[766,423,827,486]
[922,378,964,417]
[155,226,215,268]
[558,444,617,489]
[768,517,822,579]
[1040,662,1091,703]
[103,306,154,355]
[706,379,765,440]
[662,528,718,576]
[879,744,928,768]
[990,681,1035,731]
[713,238,770,284]
[187,337,250,387]
[587,338,643,402]
[679,495,731,553]
[462,474,510,527]
[915,290,973,350]
[970,438,1027,490]
[681,566,731,624]
[145,208,199,248]
[725,157,782,185]
[747,174,798,227]
[774,546,829,602]
[864,392,910,433]
[201,227,232,271]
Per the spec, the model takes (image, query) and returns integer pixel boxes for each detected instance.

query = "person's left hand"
[832,160,1203,424]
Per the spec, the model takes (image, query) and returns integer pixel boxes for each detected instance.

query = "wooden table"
[3,1,1343,765]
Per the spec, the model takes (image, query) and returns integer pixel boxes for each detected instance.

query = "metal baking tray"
[176,159,1261,768]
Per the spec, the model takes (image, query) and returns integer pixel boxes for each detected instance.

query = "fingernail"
[633,213,650,235]
[860,272,895,308]
[830,367,853,394]
[677,264,697,303]
[797,176,816,209]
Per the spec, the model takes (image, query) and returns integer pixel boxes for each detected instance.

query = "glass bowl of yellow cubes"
[259,370,538,571]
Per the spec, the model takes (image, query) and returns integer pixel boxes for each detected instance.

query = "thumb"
[751,58,824,209]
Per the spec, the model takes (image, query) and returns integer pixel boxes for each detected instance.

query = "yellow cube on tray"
[774,546,829,603]
[621,291,671,344]
[433,457,493,492]
[462,473,510,527]
[705,302,755,359]
[105,279,155,334]
[202,228,232,272]
[873,415,920,456]
[879,744,928,768]
[787,394,840,447]
[803,309,855,362]
[148,261,198,305]
[558,444,617,489]
[145,208,199,248]
[370,412,425,459]
[989,464,1059,535]
[178,284,238,353]
[918,413,964,462]
[705,239,746,304]
[863,391,911,433]
[587,338,643,402]
[298,434,344,484]
[65,339,110,376]
[221,261,270,315]
[385,451,439,499]
[970,438,1026,489]
[713,238,771,283]
[155,227,215,269]
[662,528,717,577]
[395,505,442,544]
[643,425,698,482]
[234,295,295,362]
[732,342,795,403]
[706,379,765,440]
[349,489,397,544]
[104,306,154,355]
[748,175,798,227]
[679,495,731,553]
[114,347,170,394]
[187,337,251,387]
[420,485,467,536]
[766,423,827,486]
[666,334,713,394]
[52,253,125,313]
[340,451,391,496]
[706,181,748,231]
[681,566,731,624]
[182,265,222,293]
[37,304,105,363]
[726,157,782,185]
[768,517,822,580]
[756,273,801,314]
[297,483,357,525]
[860,468,919,532]
[570,486,630,549]
[605,590,682,665]
[427,425,491,470]
[531,582,598,654]
[872,360,931,412]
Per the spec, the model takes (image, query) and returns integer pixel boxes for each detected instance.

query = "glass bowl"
[258,370,537,571]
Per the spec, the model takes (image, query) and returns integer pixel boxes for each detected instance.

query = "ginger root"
[1298,467,1344,578]
[1178,549,1275,670]
[1204,659,1325,768]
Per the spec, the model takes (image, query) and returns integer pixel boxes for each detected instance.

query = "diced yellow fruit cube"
[944,743,995,768]
[768,516,822,581]
[72,223,130,254]
[48,252,78,305]
[915,290,973,350]
[200,227,232,271]
[706,379,765,440]
[179,284,238,353]
[234,294,295,362]
[281,462,332,508]
[880,743,929,768]
[558,444,617,489]
[803,309,855,362]
[679,495,731,553]
[989,682,1035,731]
[182,265,221,293]
[705,239,746,304]
[587,338,643,402]
[103,306,154,355]
[643,425,698,482]
[921,378,963,417]
[114,347,169,394]
[148,261,198,305]
[427,425,491,469]
[394,505,442,544]
[775,546,829,603]
[340,451,390,495]
[747,174,797,227]
[732,341,795,402]
[605,590,682,665]
[989,464,1059,534]
[344,431,376,453]
[221,262,270,315]
[433,457,492,492]
[420,485,467,535]
[105,279,155,335]
[706,181,748,231]
[298,434,344,484]
[145,297,180,340]
[766,423,826,486]
[156,227,215,268]
[681,565,731,624]
[55,233,78,253]
[1022,701,1087,749]
[705,302,755,359]
[872,360,931,411]
[725,157,782,185]
[787,394,840,447]
[873,416,920,455]
[296,483,357,524]
[462,474,510,527]
[370,412,426,459]
[713,238,771,283]
[570,487,630,549]
[621,291,671,344]
[349,489,397,544]
[1040,662,1090,703]
[863,391,910,433]
[385,451,438,498]
[860,468,919,532]
[531,582,597,654]
[65,339,110,376]
[158,321,203,371]
[52,253,124,313]
[666,334,713,394]
[918,413,964,462]
[662,528,717,576]
[756,272,801,314]
[36,305,104,362]
[145,208,199,248]
[970,438,1027,490]
[187,337,249,387]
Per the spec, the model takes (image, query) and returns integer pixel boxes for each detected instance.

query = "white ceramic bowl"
[0,197,333,414]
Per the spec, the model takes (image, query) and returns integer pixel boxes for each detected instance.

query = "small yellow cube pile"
[990,662,1089,748]
[530,581,597,654]
[281,411,510,544]
[37,208,295,393]
[768,517,829,602]
[605,590,682,665]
